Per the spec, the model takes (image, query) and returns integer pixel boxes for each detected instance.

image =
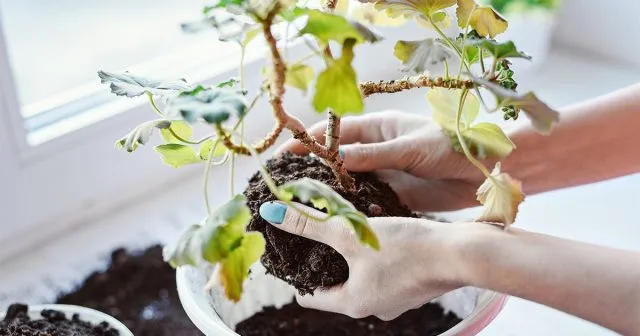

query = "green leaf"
[292,8,381,45]
[454,33,481,64]
[313,41,363,115]
[162,195,265,302]
[219,232,265,301]
[468,6,508,38]
[217,78,240,88]
[374,0,456,17]
[116,119,172,152]
[286,64,315,93]
[155,144,202,168]
[469,39,531,60]
[427,88,480,131]
[462,122,515,159]
[471,77,560,134]
[163,224,204,267]
[199,139,227,160]
[98,70,191,98]
[169,86,247,124]
[394,39,453,73]
[280,178,380,250]
[160,120,194,144]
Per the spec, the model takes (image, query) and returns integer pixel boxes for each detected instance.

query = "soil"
[245,153,414,295]
[236,300,461,336]
[0,303,120,336]
[56,246,203,336]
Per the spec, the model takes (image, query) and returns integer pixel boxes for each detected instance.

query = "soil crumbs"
[0,303,119,336]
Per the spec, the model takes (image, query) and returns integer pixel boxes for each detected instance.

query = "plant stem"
[454,89,491,179]
[147,93,164,117]
[360,75,474,97]
[444,59,449,79]
[490,57,498,77]
[479,49,486,73]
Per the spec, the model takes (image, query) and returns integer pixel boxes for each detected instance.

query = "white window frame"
[0,6,415,261]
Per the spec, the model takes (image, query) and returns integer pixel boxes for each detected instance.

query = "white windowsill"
[1,46,638,335]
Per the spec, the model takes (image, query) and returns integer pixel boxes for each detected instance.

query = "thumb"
[259,201,355,256]
[340,140,409,172]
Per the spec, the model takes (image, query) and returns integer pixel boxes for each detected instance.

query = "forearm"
[455,223,640,335]
[504,83,640,195]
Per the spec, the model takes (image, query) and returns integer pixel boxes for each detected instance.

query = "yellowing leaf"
[476,163,524,227]
[427,88,480,131]
[462,122,515,159]
[394,39,453,73]
[312,41,363,115]
[219,232,265,302]
[416,11,452,29]
[160,120,194,144]
[199,139,227,160]
[349,2,406,26]
[280,178,380,250]
[468,6,508,38]
[456,0,476,28]
[155,143,202,168]
[294,8,380,45]
[335,0,350,15]
[286,64,315,93]
[374,0,456,18]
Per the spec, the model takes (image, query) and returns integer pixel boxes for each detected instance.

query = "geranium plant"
[99,0,559,302]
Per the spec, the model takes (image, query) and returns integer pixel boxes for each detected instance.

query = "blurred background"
[0,0,638,335]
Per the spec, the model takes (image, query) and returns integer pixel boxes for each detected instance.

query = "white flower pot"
[0,304,134,336]
[498,10,557,74]
[176,263,508,336]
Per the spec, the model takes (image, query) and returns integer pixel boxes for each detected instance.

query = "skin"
[267,83,640,334]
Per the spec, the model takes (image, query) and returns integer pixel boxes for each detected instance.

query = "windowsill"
[1,46,638,335]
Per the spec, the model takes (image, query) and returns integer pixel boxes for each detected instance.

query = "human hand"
[277,111,484,211]
[258,201,471,320]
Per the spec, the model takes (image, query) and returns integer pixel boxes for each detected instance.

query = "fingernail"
[259,202,287,224]
[338,148,345,159]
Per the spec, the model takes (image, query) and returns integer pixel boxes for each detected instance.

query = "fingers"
[340,138,410,172]
[296,286,348,313]
[275,112,399,155]
[259,202,356,256]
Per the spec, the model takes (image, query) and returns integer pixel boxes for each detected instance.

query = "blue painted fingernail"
[338,148,345,159]
[259,202,287,224]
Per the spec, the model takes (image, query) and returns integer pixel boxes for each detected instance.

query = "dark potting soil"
[245,153,414,295]
[56,246,203,336]
[0,303,119,336]
[236,301,461,336]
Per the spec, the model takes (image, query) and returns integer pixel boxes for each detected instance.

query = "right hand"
[277,111,484,212]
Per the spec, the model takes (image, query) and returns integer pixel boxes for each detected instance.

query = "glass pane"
[0,0,218,116]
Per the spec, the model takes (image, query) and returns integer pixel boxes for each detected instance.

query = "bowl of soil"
[0,303,133,336]
[176,153,508,335]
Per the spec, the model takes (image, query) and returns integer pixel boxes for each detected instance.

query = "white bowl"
[176,263,508,336]
[1,304,134,336]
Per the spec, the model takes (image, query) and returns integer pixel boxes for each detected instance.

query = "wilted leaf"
[471,77,560,134]
[115,119,172,152]
[373,0,456,18]
[219,232,265,301]
[427,88,480,130]
[394,39,453,73]
[468,6,507,38]
[470,39,531,60]
[462,122,515,159]
[456,0,476,27]
[98,70,191,98]
[286,64,315,93]
[313,40,363,115]
[280,178,380,250]
[162,195,264,302]
[476,163,524,226]
[200,139,228,160]
[292,8,381,44]
[169,86,247,124]
[155,144,203,168]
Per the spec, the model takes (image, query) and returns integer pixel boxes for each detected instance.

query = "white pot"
[498,10,558,74]
[0,304,134,336]
[176,263,508,336]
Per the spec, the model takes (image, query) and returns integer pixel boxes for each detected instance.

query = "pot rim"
[176,266,508,336]
[0,304,134,336]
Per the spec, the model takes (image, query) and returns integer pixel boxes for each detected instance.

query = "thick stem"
[360,75,474,97]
